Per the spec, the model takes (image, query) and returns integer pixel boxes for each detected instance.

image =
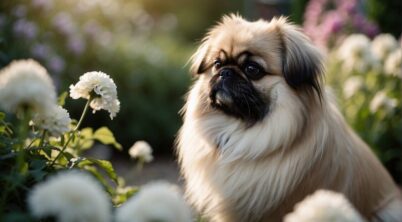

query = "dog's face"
[190,15,323,125]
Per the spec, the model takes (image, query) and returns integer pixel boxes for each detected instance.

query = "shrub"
[326,33,402,183]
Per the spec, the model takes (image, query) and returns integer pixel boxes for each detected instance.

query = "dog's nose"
[219,68,234,79]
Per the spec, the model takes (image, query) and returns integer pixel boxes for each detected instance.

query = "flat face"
[204,18,283,77]
[196,18,287,123]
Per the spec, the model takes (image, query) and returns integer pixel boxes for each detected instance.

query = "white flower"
[31,105,71,137]
[343,76,364,98]
[28,171,111,222]
[371,34,399,62]
[337,34,379,73]
[0,59,57,113]
[284,190,365,222]
[69,71,120,119]
[115,181,192,222]
[369,91,398,114]
[128,140,153,162]
[384,49,402,78]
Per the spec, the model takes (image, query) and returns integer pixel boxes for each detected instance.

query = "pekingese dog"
[176,15,402,222]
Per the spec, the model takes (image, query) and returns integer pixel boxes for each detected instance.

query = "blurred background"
[0,0,401,185]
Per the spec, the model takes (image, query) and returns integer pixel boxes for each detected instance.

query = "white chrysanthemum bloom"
[0,59,56,113]
[31,105,71,137]
[128,140,153,162]
[384,49,402,78]
[371,34,399,62]
[343,76,364,99]
[369,91,398,114]
[115,181,192,222]
[28,171,111,222]
[337,34,379,73]
[284,190,365,222]
[69,71,120,119]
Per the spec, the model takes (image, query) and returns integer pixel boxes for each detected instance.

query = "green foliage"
[290,0,310,24]
[138,0,242,40]
[0,0,194,152]
[326,42,402,183]
[57,92,68,107]
[367,0,402,37]
[0,94,137,221]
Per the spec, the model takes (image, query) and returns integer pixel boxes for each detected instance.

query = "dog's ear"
[273,17,324,95]
[189,37,211,75]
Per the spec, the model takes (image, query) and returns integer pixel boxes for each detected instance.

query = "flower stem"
[74,97,92,131]
[14,108,31,177]
[38,130,47,148]
[136,158,144,172]
[49,97,92,167]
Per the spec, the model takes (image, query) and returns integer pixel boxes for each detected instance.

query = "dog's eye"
[214,60,222,69]
[244,62,263,79]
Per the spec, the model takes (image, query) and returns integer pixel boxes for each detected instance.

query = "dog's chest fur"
[177,102,398,222]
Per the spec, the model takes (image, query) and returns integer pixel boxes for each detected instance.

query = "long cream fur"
[176,15,402,222]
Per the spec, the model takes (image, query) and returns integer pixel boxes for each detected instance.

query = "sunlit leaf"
[83,165,114,195]
[113,186,138,205]
[67,157,84,168]
[93,127,122,150]
[0,125,5,134]
[80,128,93,138]
[81,140,94,150]
[78,128,94,150]
[76,158,91,166]
[62,151,75,161]
[58,91,68,106]
[91,159,118,183]
[76,158,118,183]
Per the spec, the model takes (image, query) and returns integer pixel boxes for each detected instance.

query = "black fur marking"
[209,72,268,124]
[197,60,213,74]
[278,29,323,97]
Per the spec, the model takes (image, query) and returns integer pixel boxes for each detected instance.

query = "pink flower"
[303,0,379,50]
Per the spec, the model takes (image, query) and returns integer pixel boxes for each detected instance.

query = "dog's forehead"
[209,21,278,59]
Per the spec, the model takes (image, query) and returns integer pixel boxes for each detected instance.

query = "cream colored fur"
[176,15,402,222]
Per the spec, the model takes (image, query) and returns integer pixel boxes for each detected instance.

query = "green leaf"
[91,159,118,183]
[93,127,122,150]
[76,158,92,167]
[31,169,47,182]
[0,112,5,121]
[113,186,138,205]
[79,128,94,150]
[80,139,94,150]
[31,159,47,170]
[80,127,93,138]
[58,91,68,106]
[0,125,5,134]
[83,165,115,195]
[76,158,118,183]
[40,146,63,159]
[62,151,75,161]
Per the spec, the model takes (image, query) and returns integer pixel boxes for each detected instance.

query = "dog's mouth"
[210,80,234,107]
[209,75,268,123]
